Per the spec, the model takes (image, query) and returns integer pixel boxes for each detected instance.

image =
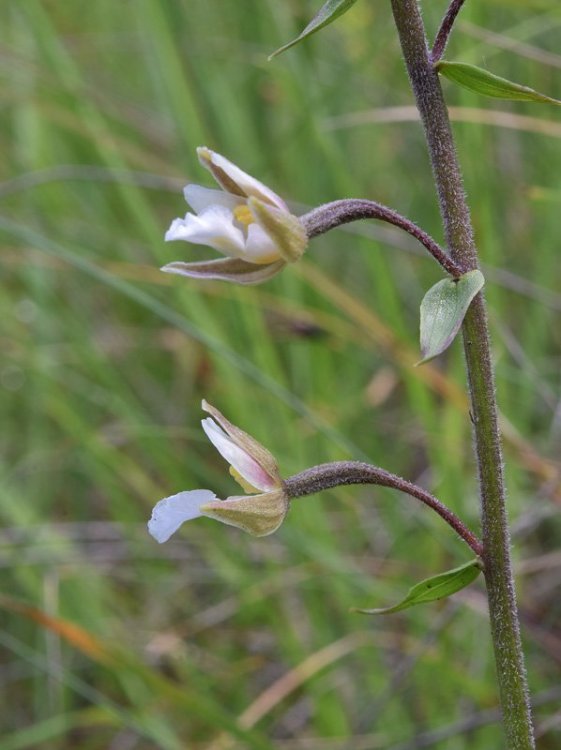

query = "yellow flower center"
[233,204,254,227]
[230,466,260,494]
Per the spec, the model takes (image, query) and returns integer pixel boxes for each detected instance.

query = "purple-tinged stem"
[301,198,464,278]
[390,1,534,747]
[284,461,482,556]
[430,0,468,65]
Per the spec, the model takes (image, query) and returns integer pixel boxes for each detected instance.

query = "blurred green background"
[1,0,560,747]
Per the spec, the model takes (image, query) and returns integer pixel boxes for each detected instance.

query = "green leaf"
[418,269,484,365]
[436,61,561,105]
[269,0,359,59]
[354,559,482,616]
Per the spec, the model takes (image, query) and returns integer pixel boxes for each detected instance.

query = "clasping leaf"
[269,0,359,59]
[353,559,482,616]
[419,269,484,364]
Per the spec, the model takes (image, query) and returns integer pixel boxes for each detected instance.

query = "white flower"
[161,148,308,285]
[148,401,288,542]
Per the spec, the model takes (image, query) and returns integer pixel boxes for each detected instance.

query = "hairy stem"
[431,0,468,64]
[301,198,464,277]
[284,461,482,556]
[390,2,534,747]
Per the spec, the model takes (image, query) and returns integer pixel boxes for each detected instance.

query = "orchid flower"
[162,148,308,284]
[148,401,289,542]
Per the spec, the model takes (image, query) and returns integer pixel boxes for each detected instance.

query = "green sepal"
[353,559,482,616]
[269,0,359,59]
[436,61,561,105]
[248,197,308,263]
[418,269,484,365]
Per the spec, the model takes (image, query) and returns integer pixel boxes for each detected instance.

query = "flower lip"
[148,489,216,543]
[164,206,246,257]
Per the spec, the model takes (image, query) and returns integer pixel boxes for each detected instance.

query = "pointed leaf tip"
[419,269,484,364]
[353,559,482,616]
[436,61,561,105]
[269,0,359,60]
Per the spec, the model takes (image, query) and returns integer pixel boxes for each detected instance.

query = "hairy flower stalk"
[284,461,482,556]
[390,1,534,746]
[301,199,464,277]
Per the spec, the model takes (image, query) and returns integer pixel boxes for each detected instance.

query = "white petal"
[243,223,281,263]
[184,184,241,214]
[165,206,246,257]
[148,489,216,543]
[201,149,288,211]
[165,217,191,241]
[201,418,275,492]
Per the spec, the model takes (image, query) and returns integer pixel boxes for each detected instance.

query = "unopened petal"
[197,147,288,211]
[148,489,216,543]
[184,184,241,214]
[165,206,245,257]
[202,418,276,492]
[201,401,282,487]
[161,258,286,285]
[201,490,289,536]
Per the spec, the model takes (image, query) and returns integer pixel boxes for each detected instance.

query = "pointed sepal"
[201,490,289,537]
[248,197,308,263]
[161,257,286,285]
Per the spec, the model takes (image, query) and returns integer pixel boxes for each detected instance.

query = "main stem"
[389,2,534,748]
